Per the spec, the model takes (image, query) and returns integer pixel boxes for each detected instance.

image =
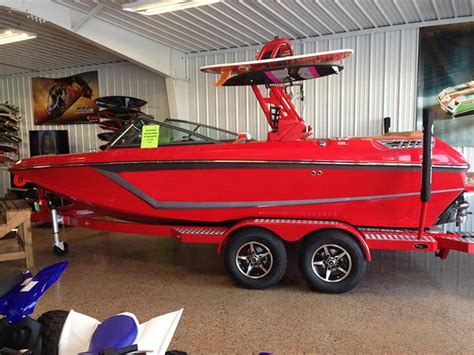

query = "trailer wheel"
[53,242,69,256]
[224,228,287,289]
[38,310,69,355]
[299,230,366,293]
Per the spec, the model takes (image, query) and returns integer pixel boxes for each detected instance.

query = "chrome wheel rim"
[311,244,352,283]
[236,241,273,279]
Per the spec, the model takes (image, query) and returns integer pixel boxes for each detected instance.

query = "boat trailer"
[28,187,474,294]
[35,205,474,261]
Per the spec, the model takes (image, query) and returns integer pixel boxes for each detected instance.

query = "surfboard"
[97,132,115,142]
[0,113,19,124]
[219,63,342,86]
[0,122,19,133]
[0,154,14,163]
[0,103,19,115]
[95,96,147,110]
[200,49,353,87]
[97,108,142,117]
[0,145,19,154]
[99,119,124,131]
[0,133,21,144]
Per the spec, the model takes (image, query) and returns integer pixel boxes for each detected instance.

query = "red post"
[418,202,428,239]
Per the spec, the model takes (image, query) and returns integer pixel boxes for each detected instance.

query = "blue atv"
[0,262,67,354]
[0,262,185,354]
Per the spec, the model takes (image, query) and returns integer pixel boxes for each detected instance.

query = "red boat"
[9,37,474,293]
[9,121,469,229]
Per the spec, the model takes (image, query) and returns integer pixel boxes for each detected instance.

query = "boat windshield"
[106,115,238,149]
[163,118,239,141]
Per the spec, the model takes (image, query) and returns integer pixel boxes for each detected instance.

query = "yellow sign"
[140,125,160,148]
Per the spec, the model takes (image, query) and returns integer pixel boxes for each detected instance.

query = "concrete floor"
[2,226,474,354]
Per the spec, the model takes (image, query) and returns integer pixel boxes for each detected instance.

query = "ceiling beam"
[317,0,350,32]
[432,0,441,20]
[412,1,424,22]
[2,0,185,78]
[295,0,335,34]
[72,2,104,32]
[354,0,378,28]
[335,0,363,30]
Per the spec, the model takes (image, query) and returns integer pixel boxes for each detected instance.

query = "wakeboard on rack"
[201,49,353,87]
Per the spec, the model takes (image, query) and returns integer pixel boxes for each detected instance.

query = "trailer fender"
[218,218,372,262]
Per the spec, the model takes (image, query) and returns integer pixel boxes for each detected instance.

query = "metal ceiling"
[0,0,472,76]
[54,0,474,54]
[0,7,125,76]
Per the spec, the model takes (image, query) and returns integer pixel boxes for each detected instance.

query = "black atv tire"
[38,310,69,355]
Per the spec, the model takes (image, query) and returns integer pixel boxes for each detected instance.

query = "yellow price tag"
[140,125,160,148]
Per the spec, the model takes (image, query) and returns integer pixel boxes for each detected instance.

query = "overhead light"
[0,29,37,45]
[122,0,220,15]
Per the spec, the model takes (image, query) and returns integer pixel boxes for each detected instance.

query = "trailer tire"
[53,242,69,256]
[224,228,287,289]
[299,230,366,293]
[38,310,69,355]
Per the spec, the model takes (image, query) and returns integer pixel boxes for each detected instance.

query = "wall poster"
[417,23,474,147]
[32,71,99,125]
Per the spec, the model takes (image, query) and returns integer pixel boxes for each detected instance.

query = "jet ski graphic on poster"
[32,71,99,125]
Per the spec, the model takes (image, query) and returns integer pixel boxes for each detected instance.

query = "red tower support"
[252,36,312,141]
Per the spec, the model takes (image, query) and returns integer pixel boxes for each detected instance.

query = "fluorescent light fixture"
[0,29,37,45]
[122,0,220,15]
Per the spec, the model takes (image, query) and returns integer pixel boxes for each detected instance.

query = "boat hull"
[10,138,468,228]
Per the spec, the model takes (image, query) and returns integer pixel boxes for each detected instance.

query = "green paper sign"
[141,125,160,148]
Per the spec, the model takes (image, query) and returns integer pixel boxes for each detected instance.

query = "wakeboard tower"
[201,36,351,141]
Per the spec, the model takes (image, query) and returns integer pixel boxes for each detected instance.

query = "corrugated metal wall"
[453,147,474,233]
[0,62,169,195]
[187,27,473,232]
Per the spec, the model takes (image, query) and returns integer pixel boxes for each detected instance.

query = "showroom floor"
[3,226,474,354]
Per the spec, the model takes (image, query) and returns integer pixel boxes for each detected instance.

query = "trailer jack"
[47,196,69,256]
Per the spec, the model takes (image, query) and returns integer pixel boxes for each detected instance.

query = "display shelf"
[0,102,22,168]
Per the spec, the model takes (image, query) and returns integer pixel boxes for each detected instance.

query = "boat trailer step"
[173,227,228,244]
[363,231,438,251]
[363,230,474,254]
[172,224,474,253]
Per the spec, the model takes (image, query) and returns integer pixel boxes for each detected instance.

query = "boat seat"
[383,131,423,138]
[86,314,139,353]
[233,132,252,144]
[0,268,24,298]
[364,131,424,139]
